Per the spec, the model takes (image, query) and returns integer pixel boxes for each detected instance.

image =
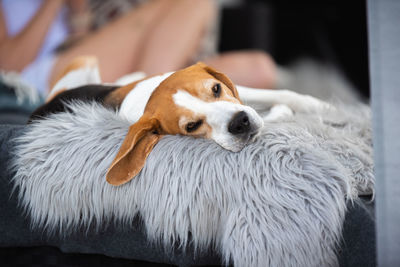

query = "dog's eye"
[186,120,203,132]
[212,83,221,97]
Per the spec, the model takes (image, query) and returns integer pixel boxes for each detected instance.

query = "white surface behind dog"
[12,102,374,267]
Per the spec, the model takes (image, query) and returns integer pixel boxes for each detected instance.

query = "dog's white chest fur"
[119,72,173,123]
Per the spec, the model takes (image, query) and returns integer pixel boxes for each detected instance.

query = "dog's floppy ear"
[106,117,162,186]
[200,63,240,100]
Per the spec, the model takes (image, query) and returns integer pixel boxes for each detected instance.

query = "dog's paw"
[302,94,332,113]
[263,104,294,122]
[278,90,332,114]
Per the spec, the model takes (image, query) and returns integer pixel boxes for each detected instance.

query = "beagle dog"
[30,56,329,186]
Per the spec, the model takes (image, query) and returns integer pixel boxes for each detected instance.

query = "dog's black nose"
[228,111,251,135]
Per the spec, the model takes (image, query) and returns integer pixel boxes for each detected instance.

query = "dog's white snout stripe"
[173,90,242,125]
[173,90,264,151]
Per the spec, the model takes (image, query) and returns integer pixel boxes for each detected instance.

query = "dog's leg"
[263,104,294,122]
[237,86,331,114]
[114,72,146,86]
[47,56,101,101]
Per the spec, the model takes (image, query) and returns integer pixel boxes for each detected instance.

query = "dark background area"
[220,0,369,98]
[0,1,371,266]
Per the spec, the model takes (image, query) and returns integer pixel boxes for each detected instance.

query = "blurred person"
[0,0,276,94]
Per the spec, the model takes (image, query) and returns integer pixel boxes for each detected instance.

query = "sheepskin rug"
[12,101,374,267]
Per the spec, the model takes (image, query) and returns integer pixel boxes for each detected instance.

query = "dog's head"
[107,62,263,185]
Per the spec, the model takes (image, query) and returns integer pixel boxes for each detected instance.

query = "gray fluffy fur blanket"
[12,101,374,267]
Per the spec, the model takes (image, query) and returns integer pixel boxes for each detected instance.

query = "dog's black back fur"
[29,84,118,123]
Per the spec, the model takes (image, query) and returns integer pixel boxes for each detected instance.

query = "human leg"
[50,0,172,87]
[204,50,277,89]
[135,0,216,75]
[51,0,216,90]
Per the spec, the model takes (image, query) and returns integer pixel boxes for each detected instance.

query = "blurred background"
[219,0,369,99]
[0,0,369,125]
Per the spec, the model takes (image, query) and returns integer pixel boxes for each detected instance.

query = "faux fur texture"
[12,101,374,267]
